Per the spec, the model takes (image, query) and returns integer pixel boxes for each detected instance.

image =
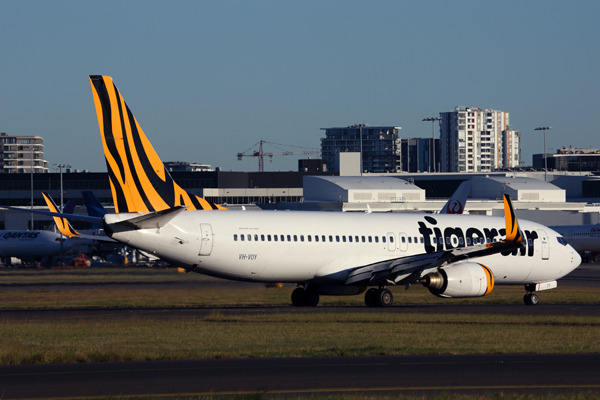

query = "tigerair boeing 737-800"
[1,76,582,306]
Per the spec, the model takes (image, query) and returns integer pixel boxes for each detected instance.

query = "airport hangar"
[1,168,600,230]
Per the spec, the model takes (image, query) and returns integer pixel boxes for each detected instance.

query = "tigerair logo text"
[2,232,40,240]
[418,216,537,257]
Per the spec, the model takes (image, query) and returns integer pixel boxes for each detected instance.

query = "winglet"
[42,192,80,237]
[503,194,523,243]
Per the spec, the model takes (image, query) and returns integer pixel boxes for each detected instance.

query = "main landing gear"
[364,287,393,307]
[291,287,320,307]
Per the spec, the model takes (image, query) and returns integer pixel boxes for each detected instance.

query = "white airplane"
[0,76,582,306]
[548,225,600,253]
[0,230,72,260]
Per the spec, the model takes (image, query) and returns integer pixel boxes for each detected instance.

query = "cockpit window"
[557,236,568,246]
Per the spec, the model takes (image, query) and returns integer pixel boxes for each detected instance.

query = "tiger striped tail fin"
[42,192,80,237]
[88,75,226,213]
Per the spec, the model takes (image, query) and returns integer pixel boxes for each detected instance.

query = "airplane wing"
[0,205,102,224]
[345,194,524,286]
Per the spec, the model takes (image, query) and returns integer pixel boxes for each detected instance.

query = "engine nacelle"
[421,262,495,298]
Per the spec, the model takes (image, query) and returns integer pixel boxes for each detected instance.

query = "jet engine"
[421,262,495,298]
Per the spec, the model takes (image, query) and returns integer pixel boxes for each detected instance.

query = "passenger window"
[432,237,436,244]
[420,237,423,243]
[308,235,311,242]
[293,235,297,242]
[254,234,259,241]
[408,237,412,244]
[389,236,394,243]
[300,235,304,242]
[336,236,340,242]
[287,235,291,242]
[348,236,352,242]
[274,235,278,242]
[414,237,418,243]
[452,237,457,245]
[268,235,272,242]
[315,235,319,242]
[528,239,532,246]
[459,238,463,245]
[234,234,238,241]
[342,236,346,242]
[355,236,359,242]
[322,235,326,242]
[362,236,366,242]
[280,235,284,241]
[375,236,379,243]
[382,237,386,243]
[368,236,372,243]
[248,235,252,241]
[241,235,245,241]
[329,235,333,242]
[466,238,470,245]
[261,235,264,241]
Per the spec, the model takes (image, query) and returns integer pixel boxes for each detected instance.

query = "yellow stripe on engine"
[480,264,495,296]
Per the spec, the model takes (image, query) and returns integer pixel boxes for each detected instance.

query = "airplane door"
[539,229,550,260]
[399,233,408,252]
[198,224,213,256]
[387,232,396,251]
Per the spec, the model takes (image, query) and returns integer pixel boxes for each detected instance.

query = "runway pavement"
[1,354,599,398]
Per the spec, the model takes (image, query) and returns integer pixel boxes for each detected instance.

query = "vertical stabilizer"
[88,75,226,213]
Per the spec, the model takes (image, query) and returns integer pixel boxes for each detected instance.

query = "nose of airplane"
[572,247,582,268]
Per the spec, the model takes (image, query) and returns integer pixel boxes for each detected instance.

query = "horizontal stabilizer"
[107,206,188,231]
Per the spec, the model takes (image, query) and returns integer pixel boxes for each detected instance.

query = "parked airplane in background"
[439,181,471,214]
[0,76,582,306]
[0,230,72,260]
[549,225,600,253]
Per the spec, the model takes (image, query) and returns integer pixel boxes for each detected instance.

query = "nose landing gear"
[523,292,539,305]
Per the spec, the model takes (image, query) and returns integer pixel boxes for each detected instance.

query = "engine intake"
[421,262,495,298]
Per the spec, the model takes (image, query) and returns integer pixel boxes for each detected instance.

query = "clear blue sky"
[1,0,598,173]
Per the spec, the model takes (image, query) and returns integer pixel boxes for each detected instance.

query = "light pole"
[535,127,552,182]
[423,117,442,172]
[53,163,70,265]
[53,163,71,212]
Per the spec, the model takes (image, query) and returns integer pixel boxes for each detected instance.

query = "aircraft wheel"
[523,293,539,306]
[365,288,378,307]
[291,287,305,307]
[304,291,320,307]
[377,288,393,307]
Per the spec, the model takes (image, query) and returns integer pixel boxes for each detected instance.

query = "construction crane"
[237,140,321,172]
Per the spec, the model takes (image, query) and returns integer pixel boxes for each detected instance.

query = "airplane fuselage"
[107,211,580,286]
[0,230,73,258]
[550,225,600,253]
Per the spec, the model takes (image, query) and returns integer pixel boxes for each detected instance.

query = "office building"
[440,107,519,172]
[401,138,440,173]
[321,125,402,173]
[0,132,48,173]
[533,147,600,172]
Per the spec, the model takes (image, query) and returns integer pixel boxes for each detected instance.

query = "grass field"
[1,312,600,365]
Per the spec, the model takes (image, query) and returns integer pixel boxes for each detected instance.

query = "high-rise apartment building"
[321,125,402,173]
[0,132,49,173]
[440,107,520,172]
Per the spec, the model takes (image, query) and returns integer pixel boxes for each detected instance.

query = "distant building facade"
[164,161,214,172]
[440,107,520,172]
[0,132,48,173]
[321,125,402,173]
[401,138,440,173]
[533,147,600,172]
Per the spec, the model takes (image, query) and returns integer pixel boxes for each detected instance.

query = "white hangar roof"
[303,176,425,203]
